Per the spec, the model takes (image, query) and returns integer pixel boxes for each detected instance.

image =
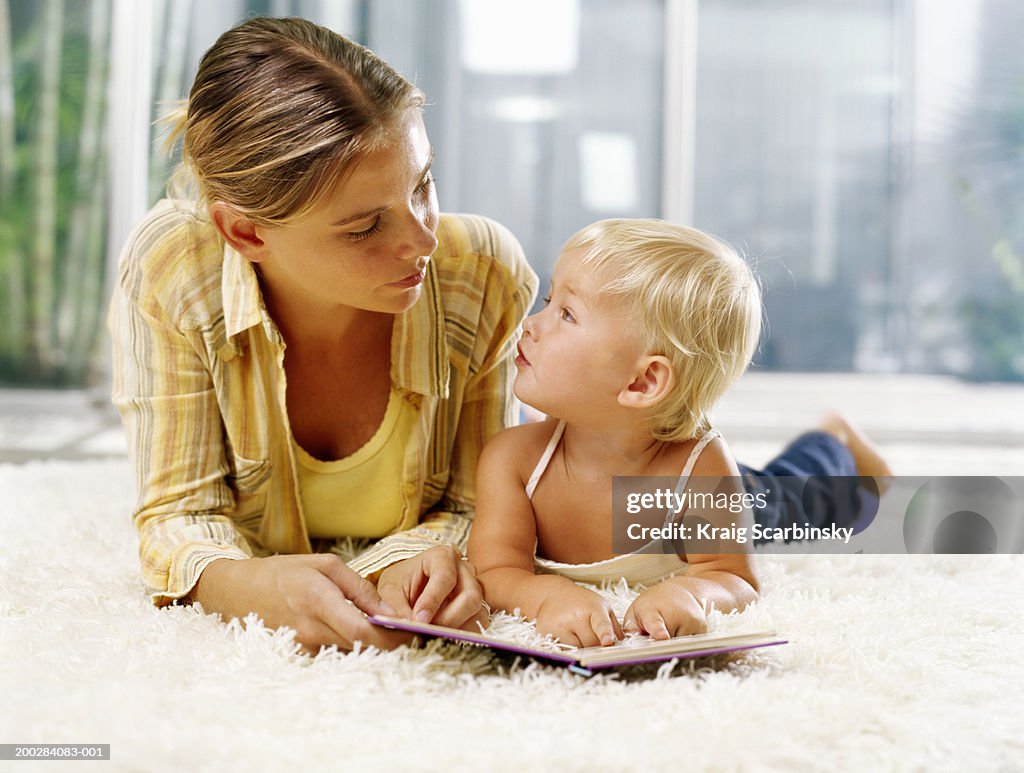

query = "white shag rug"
[2,460,1022,773]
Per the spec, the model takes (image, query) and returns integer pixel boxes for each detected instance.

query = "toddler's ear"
[210,202,270,263]
[618,356,674,409]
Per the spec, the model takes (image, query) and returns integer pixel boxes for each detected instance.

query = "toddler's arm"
[623,553,759,638]
[467,425,621,647]
[624,437,760,639]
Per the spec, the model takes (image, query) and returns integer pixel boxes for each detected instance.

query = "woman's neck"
[260,278,391,352]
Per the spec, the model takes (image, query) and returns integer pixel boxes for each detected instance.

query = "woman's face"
[252,110,439,317]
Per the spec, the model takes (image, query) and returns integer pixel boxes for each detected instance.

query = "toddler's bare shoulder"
[483,419,561,472]
[688,434,742,478]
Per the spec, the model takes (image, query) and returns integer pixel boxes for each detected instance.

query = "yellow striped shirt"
[109,200,538,605]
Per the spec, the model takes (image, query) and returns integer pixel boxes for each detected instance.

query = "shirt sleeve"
[346,218,538,577]
[109,221,252,606]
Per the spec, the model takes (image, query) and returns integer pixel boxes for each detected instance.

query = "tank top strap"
[525,420,567,500]
[671,429,721,499]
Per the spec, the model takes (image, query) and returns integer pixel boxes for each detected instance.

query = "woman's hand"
[622,581,708,640]
[535,585,622,648]
[376,545,489,632]
[190,554,412,654]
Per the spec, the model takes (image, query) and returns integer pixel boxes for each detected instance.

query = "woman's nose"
[413,216,439,257]
[398,210,439,260]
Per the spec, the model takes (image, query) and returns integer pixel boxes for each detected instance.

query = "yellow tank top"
[293,389,418,539]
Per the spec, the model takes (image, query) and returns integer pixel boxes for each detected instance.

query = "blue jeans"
[738,431,873,538]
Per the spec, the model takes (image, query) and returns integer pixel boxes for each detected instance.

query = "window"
[1,0,113,385]
[3,0,1021,386]
[692,0,1024,381]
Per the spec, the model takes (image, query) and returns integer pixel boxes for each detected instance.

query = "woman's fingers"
[194,555,417,654]
[408,547,461,623]
[316,599,413,652]
[314,554,395,617]
[294,612,411,655]
[375,582,414,619]
[372,547,484,628]
[374,567,416,620]
[297,565,407,650]
[431,559,486,630]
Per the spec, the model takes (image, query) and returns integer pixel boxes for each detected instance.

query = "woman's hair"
[565,219,763,442]
[163,16,425,224]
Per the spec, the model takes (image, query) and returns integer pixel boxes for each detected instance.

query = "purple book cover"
[368,615,787,672]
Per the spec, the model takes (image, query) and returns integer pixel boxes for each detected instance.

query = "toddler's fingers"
[590,611,619,647]
[611,613,624,640]
[638,609,671,640]
[558,629,583,648]
[622,608,640,635]
[570,618,603,648]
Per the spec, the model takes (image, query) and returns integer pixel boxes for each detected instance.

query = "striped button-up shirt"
[110,200,538,605]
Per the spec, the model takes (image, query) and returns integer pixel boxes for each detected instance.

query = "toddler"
[467,219,889,648]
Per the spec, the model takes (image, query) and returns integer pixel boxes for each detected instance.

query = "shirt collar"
[392,260,450,398]
[222,243,283,345]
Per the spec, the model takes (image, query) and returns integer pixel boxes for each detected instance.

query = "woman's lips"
[515,343,530,367]
[389,268,426,288]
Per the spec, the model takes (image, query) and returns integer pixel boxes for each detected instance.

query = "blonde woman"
[110,17,537,652]
[468,220,891,648]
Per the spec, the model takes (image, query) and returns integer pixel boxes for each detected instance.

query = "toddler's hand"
[535,585,623,648]
[623,581,708,640]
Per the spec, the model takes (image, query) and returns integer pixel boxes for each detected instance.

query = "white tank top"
[527,420,720,587]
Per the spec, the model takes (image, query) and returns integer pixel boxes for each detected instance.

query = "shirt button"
[403,482,417,496]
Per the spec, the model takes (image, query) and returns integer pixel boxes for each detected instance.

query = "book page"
[574,630,786,667]
[369,615,785,669]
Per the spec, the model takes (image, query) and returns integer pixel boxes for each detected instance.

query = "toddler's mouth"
[515,343,531,367]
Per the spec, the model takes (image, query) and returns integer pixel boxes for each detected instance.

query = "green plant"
[0,0,110,386]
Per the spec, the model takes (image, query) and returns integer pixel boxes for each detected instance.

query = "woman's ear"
[209,202,269,263]
[618,355,674,409]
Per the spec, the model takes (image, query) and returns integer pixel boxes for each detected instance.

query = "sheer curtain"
[367,0,666,303]
[101,0,1023,384]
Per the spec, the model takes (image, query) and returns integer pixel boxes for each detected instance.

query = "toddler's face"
[513,248,646,418]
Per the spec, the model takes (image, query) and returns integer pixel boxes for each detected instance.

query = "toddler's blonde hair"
[565,219,762,442]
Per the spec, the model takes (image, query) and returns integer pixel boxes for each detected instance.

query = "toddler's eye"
[559,307,576,323]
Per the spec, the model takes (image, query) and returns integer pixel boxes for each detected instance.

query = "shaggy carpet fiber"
[2,459,1022,772]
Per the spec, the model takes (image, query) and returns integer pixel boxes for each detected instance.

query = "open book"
[369,615,786,675]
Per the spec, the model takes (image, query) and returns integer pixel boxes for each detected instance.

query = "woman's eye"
[348,219,382,241]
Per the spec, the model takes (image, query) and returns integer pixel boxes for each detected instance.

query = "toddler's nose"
[522,311,540,338]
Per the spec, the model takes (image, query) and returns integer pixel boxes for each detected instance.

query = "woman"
[110,16,538,652]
